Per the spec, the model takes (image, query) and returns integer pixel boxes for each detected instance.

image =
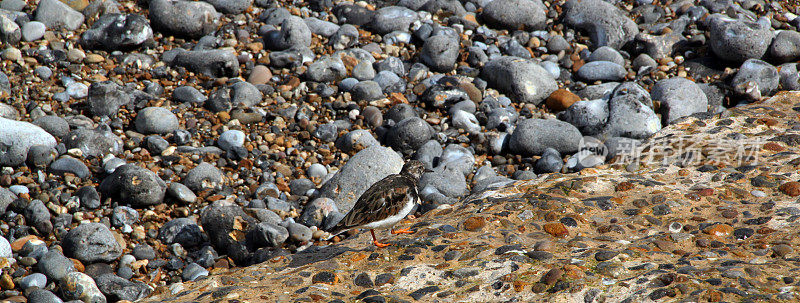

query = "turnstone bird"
[327,160,429,248]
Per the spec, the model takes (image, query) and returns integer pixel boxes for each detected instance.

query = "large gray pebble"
[159,218,205,247]
[557,99,608,135]
[200,201,257,263]
[651,77,708,124]
[287,222,312,242]
[481,56,557,105]
[81,14,153,50]
[165,48,239,78]
[135,107,178,134]
[386,117,434,155]
[508,119,582,156]
[94,273,150,301]
[264,16,311,50]
[779,63,800,91]
[315,145,403,213]
[149,0,218,38]
[480,0,546,30]
[770,30,800,63]
[99,164,167,207]
[49,156,91,179]
[173,86,207,103]
[588,46,625,66]
[304,17,339,37]
[203,0,251,14]
[577,61,626,82]
[63,223,123,263]
[420,34,459,72]
[562,0,638,49]
[38,250,75,281]
[370,6,416,35]
[22,20,45,42]
[351,80,383,101]
[707,14,773,62]
[32,115,69,138]
[731,59,779,100]
[183,162,223,192]
[87,81,132,117]
[335,129,378,153]
[63,126,124,158]
[249,222,289,247]
[603,82,660,139]
[0,117,56,166]
[419,164,468,198]
[298,197,338,228]
[231,81,262,107]
[305,56,346,82]
[34,0,84,31]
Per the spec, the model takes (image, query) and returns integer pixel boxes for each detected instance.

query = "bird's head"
[400,160,431,181]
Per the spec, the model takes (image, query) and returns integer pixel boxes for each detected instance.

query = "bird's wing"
[330,175,416,232]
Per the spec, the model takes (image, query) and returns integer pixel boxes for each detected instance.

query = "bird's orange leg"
[371,229,391,248]
[391,227,415,234]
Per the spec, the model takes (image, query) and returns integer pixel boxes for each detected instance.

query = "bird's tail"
[324,225,351,240]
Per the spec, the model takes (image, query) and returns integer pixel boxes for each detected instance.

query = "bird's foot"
[391,227,414,234]
[373,240,391,248]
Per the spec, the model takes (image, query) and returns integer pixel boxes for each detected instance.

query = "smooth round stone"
[49,156,91,179]
[183,162,222,191]
[135,107,179,134]
[34,66,52,79]
[20,273,47,289]
[62,223,123,262]
[38,250,75,281]
[576,61,626,82]
[287,222,312,242]
[167,182,196,203]
[338,77,359,92]
[21,21,46,41]
[218,130,245,152]
[1,47,21,62]
[751,190,766,197]
[172,86,207,103]
[307,163,327,180]
[247,65,272,85]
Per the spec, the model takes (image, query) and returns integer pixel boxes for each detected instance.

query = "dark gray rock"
[779,63,800,91]
[264,16,311,50]
[562,0,638,49]
[481,56,557,105]
[770,30,800,63]
[183,162,222,192]
[0,117,57,166]
[332,3,375,27]
[557,99,609,136]
[351,80,383,101]
[707,14,773,62]
[203,0,251,14]
[94,273,151,302]
[480,0,546,30]
[315,145,403,213]
[508,119,582,156]
[336,129,378,153]
[27,144,57,167]
[588,46,625,66]
[81,14,153,50]
[149,0,218,38]
[419,164,468,198]
[304,17,339,37]
[173,86,207,103]
[26,289,63,303]
[135,107,178,135]
[535,147,563,174]
[248,222,289,247]
[159,218,205,247]
[305,56,346,82]
[200,201,258,264]
[230,81,262,107]
[99,164,167,207]
[24,199,52,235]
[38,250,75,281]
[76,186,101,209]
[420,34,459,72]
[0,14,20,45]
[731,59,779,101]
[298,197,338,228]
[32,115,69,138]
[652,77,708,124]
[63,126,124,158]
[370,6,416,35]
[62,223,123,263]
[386,117,434,155]
[577,61,627,82]
[34,0,84,31]
[165,48,239,78]
[49,156,91,179]
[603,82,660,139]
[87,81,132,117]
[111,206,139,228]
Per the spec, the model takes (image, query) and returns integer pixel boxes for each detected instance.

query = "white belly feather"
[360,197,418,230]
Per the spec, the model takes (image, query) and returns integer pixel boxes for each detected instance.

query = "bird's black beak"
[424,168,434,173]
